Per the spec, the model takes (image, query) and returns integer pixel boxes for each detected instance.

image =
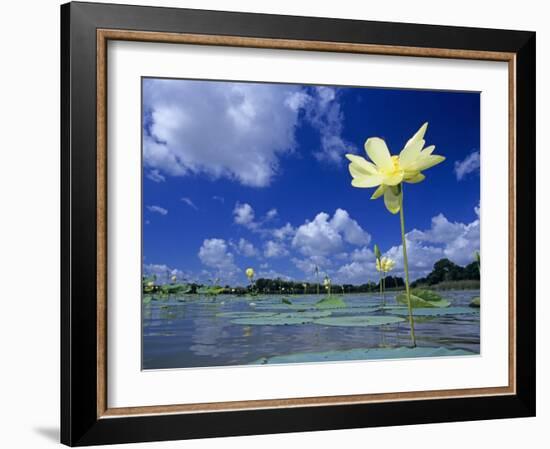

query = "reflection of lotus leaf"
[315,296,347,309]
[388,307,479,317]
[469,297,480,308]
[315,315,405,327]
[396,291,450,308]
[252,346,477,364]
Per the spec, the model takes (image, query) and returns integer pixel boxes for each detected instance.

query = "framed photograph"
[61,1,535,446]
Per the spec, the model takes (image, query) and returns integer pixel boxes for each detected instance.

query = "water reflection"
[143,290,480,369]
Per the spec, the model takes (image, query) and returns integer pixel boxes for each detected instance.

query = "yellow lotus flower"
[170,274,177,282]
[376,257,396,273]
[345,123,445,214]
[245,268,255,280]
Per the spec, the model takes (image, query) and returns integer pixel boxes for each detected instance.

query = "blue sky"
[142,78,480,286]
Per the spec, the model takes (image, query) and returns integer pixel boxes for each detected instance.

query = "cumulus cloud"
[454,150,480,180]
[272,223,295,240]
[198,239,238,276]
[407,212,480,266]
[292,209,370,257]
[292,255,330,276]
[264,240,289,258]
[143,263,192,283]
[232,238,258,257]
[143,79,307,187]
[146,205,168,215]
[301,86,357,163]
[233,202,256,228]
[181,197,198,210]
[143,80,355,187]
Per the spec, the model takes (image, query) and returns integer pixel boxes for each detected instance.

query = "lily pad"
[252,346,477,364]
[330,307,380,315]
[388,307,479,317]
[396,292,450,308]
[315,295,347,309]
[231,315,315,326]
[255,303,317,311]
[216,311,277,319]
[469,297,480,308]
[142,295,152,304]
[314,315,405,327]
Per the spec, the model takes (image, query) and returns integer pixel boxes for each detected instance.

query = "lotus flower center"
[381,155,404,177]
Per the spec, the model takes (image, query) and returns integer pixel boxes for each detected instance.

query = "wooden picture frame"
[61,1,535,446]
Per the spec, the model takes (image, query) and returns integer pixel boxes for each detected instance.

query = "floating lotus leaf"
[396,293,450,308]
[388,307,479,317]
[252,346,477,364]
[142,295,152,304]
[282,297,293,305]
[412,289,443,302]
[469,297,480,308]
[315,315,405,327]
[255,303,316,311]
[315,295,347,309]
[216,311,277,319]
[330,307,380,315]
[231,315,315,326]
[197,286,225,296]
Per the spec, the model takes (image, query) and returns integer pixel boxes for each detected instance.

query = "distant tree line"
[143,257,480,295]
[411,258,480,288]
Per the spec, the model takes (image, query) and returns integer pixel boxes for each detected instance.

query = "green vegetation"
[396,289,451,308]
[411,258,479,287]
[315,295,347,309]
[142,257,480,298]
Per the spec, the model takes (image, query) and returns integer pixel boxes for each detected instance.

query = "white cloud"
[407,212,480,266]
[454,150,480,180]
[292,209,370,257]
[256,269,292,281]
[330,208,371,246]
[143,79,306,187]
[146,205,168,215]
[198,239,238,276]
[146,169,165,183]
[212,195,225,204]
[264,240,289,258]
[233,238,258,257]
[272,223,295,240]
[181,197,198,210]
[292,255,330,276]
[265,208,278,221]
[143,263,192,283]
[301,87,356,163]
[233,202,256,228]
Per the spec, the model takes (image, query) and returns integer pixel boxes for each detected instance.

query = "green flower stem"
[382,276,386,306]
[398,185,417,347]
[379,270,383,305]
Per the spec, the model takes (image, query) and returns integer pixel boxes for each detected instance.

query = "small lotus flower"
[170,274,177,283]
[245,268,255,280]
[323,276,331,287]
[376,257,396,274]
[345,123,445,214]
[146,281,154,288]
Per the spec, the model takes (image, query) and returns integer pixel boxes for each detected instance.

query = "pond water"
[142,290,480,369]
